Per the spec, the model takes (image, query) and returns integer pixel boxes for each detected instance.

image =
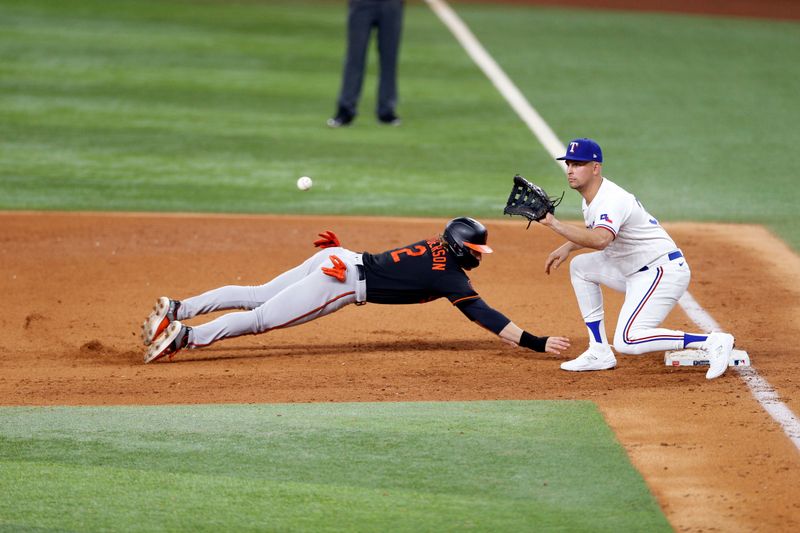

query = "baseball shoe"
[704,332,734,380]
[141,297,181,346]
[560,346,617,372]
[378,113,401,126]
[326,109,354,128]
[145,321,190,364]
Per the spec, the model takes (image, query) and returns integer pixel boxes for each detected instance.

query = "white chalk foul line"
[427,0,800,452]
[679,293,800,449]
[424,0,566,171]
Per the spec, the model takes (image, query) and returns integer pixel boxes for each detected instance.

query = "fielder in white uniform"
[539,138,734,379]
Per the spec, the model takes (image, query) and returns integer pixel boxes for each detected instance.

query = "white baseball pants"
[177,248,366,348]
[569,251,695,355]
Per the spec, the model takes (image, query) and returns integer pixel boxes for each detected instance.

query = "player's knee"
[569,254,583,273]
[569,254,590,280]
[569,256,583,280]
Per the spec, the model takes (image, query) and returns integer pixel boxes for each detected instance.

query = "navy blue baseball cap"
[556,138,603,163]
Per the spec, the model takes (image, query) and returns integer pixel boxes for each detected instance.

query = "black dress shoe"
[326,112,354,128]
[378,113,401,126]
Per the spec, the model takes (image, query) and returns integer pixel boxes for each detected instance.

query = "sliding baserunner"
[141,217,570,364]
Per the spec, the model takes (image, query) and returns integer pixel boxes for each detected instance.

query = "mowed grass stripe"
[454,3,800,248]
[0,0,556,217]
[0,401,670,531]
[2,0,799,250]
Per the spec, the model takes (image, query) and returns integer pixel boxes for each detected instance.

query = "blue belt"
[638,251,683,272]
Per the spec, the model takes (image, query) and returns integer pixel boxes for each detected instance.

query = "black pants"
[336,0,404,118]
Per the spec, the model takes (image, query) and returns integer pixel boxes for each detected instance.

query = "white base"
[664,348,750,367]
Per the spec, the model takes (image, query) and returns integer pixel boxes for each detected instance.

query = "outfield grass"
[0,0,555,217]
[0,401,670,531]
[457,4,800,248]
[1,0,798,249]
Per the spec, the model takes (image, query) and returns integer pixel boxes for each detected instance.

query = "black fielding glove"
[503,174,564,229]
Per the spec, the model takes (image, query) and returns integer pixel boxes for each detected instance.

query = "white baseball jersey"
[583,178,678,275]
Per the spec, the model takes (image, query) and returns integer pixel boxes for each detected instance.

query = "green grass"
[457,4,800,248]
[0,0,554,217]
[1,0,798,248]
[0,401,670,532]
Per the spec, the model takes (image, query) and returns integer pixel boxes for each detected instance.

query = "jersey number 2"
[391,245,427,263]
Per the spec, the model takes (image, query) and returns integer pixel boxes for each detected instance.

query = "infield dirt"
[1,212,799,531]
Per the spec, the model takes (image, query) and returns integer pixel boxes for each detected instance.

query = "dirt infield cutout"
[1,212,799,531]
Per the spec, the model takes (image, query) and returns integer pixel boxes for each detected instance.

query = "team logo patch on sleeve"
[600,214,613,224]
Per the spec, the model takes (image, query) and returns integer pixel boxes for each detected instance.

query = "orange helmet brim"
[464,242,493,254]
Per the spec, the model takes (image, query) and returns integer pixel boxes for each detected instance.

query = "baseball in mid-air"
[297,176,313,191]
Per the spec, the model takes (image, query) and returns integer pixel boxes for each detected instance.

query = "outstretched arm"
[498,322,570,355]
[457,298,570,354]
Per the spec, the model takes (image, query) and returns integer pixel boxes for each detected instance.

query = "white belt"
[352,253,367,304]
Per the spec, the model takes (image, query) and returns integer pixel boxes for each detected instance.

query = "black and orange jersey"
[362,237,511,333]
[362,238,477,305]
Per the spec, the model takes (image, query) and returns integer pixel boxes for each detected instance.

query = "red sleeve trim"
[595,225,617,237]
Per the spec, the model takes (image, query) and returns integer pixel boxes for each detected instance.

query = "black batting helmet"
[442,217,493,270]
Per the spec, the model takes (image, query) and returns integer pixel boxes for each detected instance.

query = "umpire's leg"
[376,0,403,118]
[336,0,376,118]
